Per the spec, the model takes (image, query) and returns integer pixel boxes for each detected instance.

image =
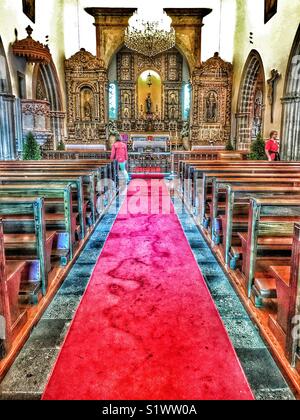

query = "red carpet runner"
[43,179,253,400]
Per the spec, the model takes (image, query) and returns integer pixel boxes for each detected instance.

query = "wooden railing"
[43,150,249,175]
[43,151,172,173]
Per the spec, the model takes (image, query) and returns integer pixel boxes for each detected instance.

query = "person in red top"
[265,130,280,161]
[110,135,129,183]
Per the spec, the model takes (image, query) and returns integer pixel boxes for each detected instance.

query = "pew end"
[251,275,277,308]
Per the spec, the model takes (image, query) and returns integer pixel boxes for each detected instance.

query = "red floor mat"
[43,180,253,400]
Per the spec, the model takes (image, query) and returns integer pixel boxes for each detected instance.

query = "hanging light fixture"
[147,72,153,88]
[124,6,176,57]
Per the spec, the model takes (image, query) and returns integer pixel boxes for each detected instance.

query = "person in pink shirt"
[110,135,129,183]
[265,130,280,161]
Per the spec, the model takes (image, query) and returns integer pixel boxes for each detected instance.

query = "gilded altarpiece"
[116,47,183,132]
[65,49,107,144]
[191,53,232,145]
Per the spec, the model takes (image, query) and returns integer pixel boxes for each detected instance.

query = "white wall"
[232,0,300,139]
[0,0,66,104]
[64,0,236,63]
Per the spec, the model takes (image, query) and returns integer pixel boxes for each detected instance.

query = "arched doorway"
[236,50,265,149]
[281,26,300,160]
[33,61,65,148]
[0,36,16,159]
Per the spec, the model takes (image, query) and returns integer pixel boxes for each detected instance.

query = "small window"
[18,72,26,99]
[109,82,118,120]
[0,56,8,94]
[182,82,191,121]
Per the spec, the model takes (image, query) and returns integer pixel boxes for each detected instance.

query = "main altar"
[63,8,233,150]
[131,134,169,152]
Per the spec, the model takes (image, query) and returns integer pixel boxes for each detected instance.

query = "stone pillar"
[281,95,300,160]
[235,111,251,150]
[50,110,66,149]
[0,94,17,160]
[14,97,23,156]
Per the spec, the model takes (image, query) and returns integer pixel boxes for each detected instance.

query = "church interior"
[0,0,300,401]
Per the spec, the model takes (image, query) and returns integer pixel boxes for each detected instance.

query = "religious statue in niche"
[205,91,218,123]
[169,92,178,105]
[82,89,93,120]
[146,93,152,114]
[169,106,177,121]
[123,106,129,119]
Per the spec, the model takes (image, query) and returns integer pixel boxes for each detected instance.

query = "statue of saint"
[123,106,129,119]
[206,92,217,122]
[84,100,92,119]
[146,93,152,114]
[170,92,177,105]
[169,107,176,121]
[82,89,92,120]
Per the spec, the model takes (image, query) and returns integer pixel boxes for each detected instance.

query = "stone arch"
[32,60,65,148]
[0,36,16,159]
[281,25,300,160]
[0,37,12,95]
[236,50,266,149]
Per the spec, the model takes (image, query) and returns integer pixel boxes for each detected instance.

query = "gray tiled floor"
[0,185,295,400]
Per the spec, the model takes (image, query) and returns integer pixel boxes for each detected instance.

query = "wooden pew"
[0,197,50,301]
[209,182,300,266]
[0,171,98,225]
[284,223,300,368]
[0,160,116,188]
[179,160,300,189]
[0,219,28,359]
[243,197,300,302]
[187,164,300,212]
[0,162,116,215]
[249,223,300,365]
[0,176,87,237]
[198,174,300,225]
[0,184,75,266]
[186,164,300,207]
[179,160,300,187]
[181,163,290,206]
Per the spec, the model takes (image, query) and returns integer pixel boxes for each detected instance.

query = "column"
[0,94,17,160]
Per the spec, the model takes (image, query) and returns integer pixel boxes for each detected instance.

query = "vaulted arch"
[0,36,16,159]
[281,25,300,160]
[32,60,65,147]
[236,50,266,149]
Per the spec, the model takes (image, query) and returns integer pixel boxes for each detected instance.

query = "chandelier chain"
[125,9,176,57]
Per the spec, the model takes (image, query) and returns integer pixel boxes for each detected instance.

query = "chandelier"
[124,7,175,57]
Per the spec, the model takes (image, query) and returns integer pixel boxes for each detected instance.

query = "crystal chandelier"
[124,6,176,57]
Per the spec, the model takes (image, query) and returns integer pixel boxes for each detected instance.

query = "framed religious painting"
[264,0,277,24]
[23,0,35,23]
